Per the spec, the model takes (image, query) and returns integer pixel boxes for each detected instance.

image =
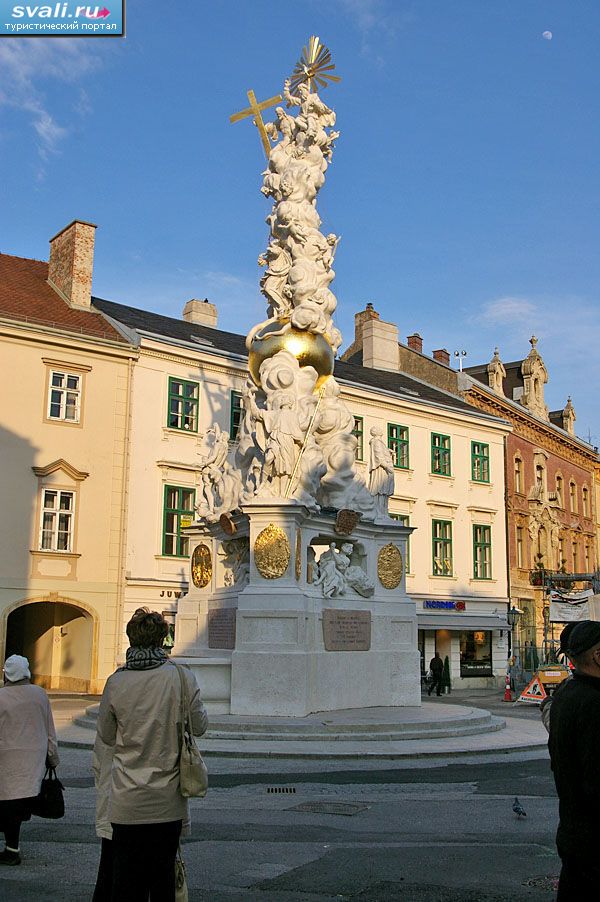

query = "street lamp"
[454,350,467,372]
[507,605,524,674]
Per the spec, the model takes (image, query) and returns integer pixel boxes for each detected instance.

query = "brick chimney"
[407,333,423,353]
[353,302,379,342]
[48,220,97,310]
[182,298,218,328]
[433,348,450,367]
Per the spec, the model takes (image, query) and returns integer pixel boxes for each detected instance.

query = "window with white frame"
[569,481,577,513]
[516,526,524,568]
[47,371,81,422]
[40,489,74,551]
[514,456,523,494]
[555,474,564,508]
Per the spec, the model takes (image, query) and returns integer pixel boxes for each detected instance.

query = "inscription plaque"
[208,608,237,650]
[322,609,371,651]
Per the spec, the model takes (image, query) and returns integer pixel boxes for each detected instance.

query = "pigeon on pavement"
[513,797,527,819]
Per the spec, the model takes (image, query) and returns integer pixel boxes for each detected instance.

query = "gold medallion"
[377,543,403,590]
[295,529,302,581]
[191,543,212,589]
[254,523,291,579]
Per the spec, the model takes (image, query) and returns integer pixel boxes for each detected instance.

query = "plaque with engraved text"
[208,608,237,650]
[322,609,371,651]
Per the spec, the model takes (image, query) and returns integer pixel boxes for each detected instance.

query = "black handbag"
[31,767,65,819]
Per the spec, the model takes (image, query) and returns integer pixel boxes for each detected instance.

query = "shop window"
[162,485,195,557]
[167,378,199,432]
[387,423,409,469]
[431,433,451,476]
[459,630,493,677]
[230,390,243,441]
[353,416,364,461]
[471,441,490,483]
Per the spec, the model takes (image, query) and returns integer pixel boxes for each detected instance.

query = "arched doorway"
[5,600,94,692]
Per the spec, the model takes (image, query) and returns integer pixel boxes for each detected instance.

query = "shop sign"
[423,600,466,611]
[460,661,493,677]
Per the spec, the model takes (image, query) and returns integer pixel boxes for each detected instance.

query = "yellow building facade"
[0,223,136,692]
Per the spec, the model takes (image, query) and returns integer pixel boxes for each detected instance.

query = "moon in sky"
[542,30,553,40]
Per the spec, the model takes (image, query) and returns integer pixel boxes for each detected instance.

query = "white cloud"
[0,40,101,161]
[476,296,538,326]
[462,293,600,433]
[337,0,380,32]
[205,271,246,288]
[335,0,415,63]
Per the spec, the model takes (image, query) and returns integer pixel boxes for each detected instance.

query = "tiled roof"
[0,253,126,343]
[93,297,493,419]
[93,296,248,357]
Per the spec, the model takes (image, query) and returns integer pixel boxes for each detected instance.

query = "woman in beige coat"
[0,654,59,866]
[93,608,208,901]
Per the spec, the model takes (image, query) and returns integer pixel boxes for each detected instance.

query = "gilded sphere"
[248,323,335,389]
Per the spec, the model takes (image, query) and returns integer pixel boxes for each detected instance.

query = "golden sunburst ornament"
[290,35,341,95]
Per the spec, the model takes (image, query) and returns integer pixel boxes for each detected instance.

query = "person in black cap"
[540,622,576,732]
[548,619,600,899]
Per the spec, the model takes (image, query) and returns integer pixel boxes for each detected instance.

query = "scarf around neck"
[122,646,169,671]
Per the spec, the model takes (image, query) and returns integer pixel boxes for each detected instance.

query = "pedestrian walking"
[93,607,208,902]
[0,654,59,866]
[427,651,444,697]
[548,620,600,899]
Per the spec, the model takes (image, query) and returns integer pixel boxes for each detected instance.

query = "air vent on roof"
[190,334,214,347]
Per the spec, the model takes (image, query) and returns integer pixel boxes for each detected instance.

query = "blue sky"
[1,1,599,441]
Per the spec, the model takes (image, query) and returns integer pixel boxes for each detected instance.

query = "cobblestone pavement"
[1,746,560,901]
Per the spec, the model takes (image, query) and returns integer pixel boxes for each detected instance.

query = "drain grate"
[266,786,296,794]
[522,876,560,890]
[289,801,369,816]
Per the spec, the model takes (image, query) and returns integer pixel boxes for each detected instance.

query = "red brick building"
[462,339,598,658]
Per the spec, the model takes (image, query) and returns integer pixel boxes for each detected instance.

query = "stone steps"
[74,703,504,742]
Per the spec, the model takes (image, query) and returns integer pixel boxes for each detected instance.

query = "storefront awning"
[418,615,509,631]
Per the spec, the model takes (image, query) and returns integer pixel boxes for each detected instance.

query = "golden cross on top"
[229,89,282,158]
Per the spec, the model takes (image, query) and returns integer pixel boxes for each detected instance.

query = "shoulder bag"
[174,663,208,799]
[31,766,65,819]
[175,845,189,902]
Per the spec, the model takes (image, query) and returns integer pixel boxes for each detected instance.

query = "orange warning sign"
[518,674,548,705]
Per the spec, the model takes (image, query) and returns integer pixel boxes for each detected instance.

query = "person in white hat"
[0,654,59,865]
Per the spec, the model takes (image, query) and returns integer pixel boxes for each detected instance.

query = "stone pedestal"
[174,502,420,716]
